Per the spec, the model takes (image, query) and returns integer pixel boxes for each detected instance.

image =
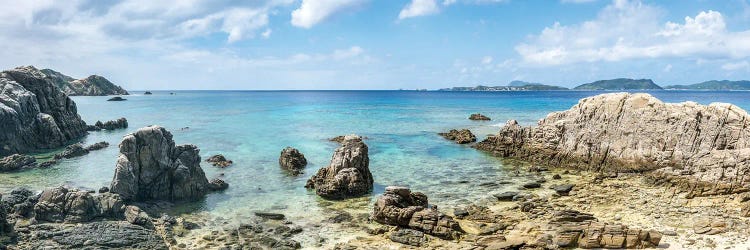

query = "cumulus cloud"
[516,0,750,65]
[291,0,363,28]
[443,0,509,5]
[399,0,440,19]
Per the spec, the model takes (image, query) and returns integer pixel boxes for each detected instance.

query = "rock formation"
[469,113,491,121]
[41,68,129,96]
[0,66,88,156]
[87,117,128,131]
[279,147,307,174]
[372,186,462,240]
[206,154,233,168]
[305,135,373,199]
[439,129,476,144]
[53,141,109,160]
[110,126,214,202]
[107,96,126,101]
[475,93,750,197]
[33,186,126,223]
[0,154,36,172]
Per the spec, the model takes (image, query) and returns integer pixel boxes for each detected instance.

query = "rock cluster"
[206,154,233,168]
[34,186,126,223]
[372,186,462,240]
[305,135,373,199]
[87,117,128,131]
[438,129,476,144]
[0,154,36,172]
[52,141,109,160]
[279,147,307,174]
[469,113,491,121]
[475,93,750,197]
[110,126,214,202]
[0,66,88,156]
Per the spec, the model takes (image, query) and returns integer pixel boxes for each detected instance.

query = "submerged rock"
[107,96,126,101]
[205,154,233,168]
[439,129,476,144]
[110,126,215,202]
[88,117,128,131]
[475,93,750,197]
[279,147,307,174]
[0,154,37,172]
[305,135,373,199]
[0,66,88,156]
[469,113,491,121]
[372,186,462,240]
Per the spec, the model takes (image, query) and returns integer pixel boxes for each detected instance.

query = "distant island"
[573,78,662,90]
[665,80,750,90]
[439,81,568,91]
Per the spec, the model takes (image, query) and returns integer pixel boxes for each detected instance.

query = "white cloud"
[722,61,750,71]
[516,0,750,65]
[443,0,509,5]
[399,0,440,19]
[291,0,362,28]
[481,56,493,64]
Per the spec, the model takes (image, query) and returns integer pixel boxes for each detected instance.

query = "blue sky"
[1,0,749,90]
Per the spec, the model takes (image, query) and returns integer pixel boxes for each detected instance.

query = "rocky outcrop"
[0,154,36,172]
[439,129,476,144]
[206,154,233,168]
[0,66,88,156]
[469,113,491,121]
[475,93,750,197]
[16,221,167,249]
[53,141,109,160]
[41,68,129,96]
[110,126,214,202]
[305,135,373,199]
[107,96,126,101]
[208,178,229,191]
[372,186,462,240]
[34,186,126,223]
[87,117,128,131]
[279,147,307,174]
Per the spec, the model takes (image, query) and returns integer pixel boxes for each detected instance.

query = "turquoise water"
[2,90,750,245]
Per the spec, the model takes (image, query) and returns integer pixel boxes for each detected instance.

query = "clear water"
[2,90,749,246]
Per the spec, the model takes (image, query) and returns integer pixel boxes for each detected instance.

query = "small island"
[439,80,568,91]
[665,80,750,90]
[573,78,662,90]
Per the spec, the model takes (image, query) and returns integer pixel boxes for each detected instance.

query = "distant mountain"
[573,78,662,90]
[439,83,567,91]
[40,68,128,96]
[508,80,543,87]
[665,80,750,90]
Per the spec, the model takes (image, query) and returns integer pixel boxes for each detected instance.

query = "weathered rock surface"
[110,126,213,202]
[15,221,167,249]
[53,141,109,160]
[554,221,662,248]
[305,135,373,199]
[41,68,129,96]
[0,154,36,172]
[475,93,750,197]
[2,188,37,218]
[0,66,88,156]
[34,186,126,223]
[439,129,476,144]
[87,117,128,131]
[205,154,233,168]
[0,193,13,245]
[469,113,491,121]
[279,147,307,174]
[372,186,462,240]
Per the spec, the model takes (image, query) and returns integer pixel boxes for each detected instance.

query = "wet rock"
[85,141,109,151]
[469,113,491,121]
[372,186,462,240]
[38,160,57,168]
[88,118,128,131]
[306,135,373,199]
[53,144,88,159]
[205,154,233,168]
[208,178,229,191]
[16,221,167,249]
[326,211,353,223]
[107,96,126,101]
[254,212,285,220]
[551,184,575,195]
[389,228,426,247]
[34,186,126,223]
[438,129,476,144]
[493,191,519,201]
[0,154,37,172]
[279,147,307,175]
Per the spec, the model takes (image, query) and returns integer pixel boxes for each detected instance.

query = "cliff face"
[40,68,128,96]
[475,93,750,196]
[0,66,88,156]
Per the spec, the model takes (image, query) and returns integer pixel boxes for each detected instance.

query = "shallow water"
[2,90,749,247]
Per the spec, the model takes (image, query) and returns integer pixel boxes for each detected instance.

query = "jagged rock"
[16,221,167,249]
[205,154,233,168]
[329,135,346,143]
[469,113,491,121]
[389,228,426,246]
[52,141,108,160]
[279,147,307,174]
[0,154,36,172]
[475,93,750,197]
[85,141,109,151]
[439,129,476,144]
[0,66,88,156]
[305,135,373,199]
[88,118,128,131]
[107,96,126,101]
[2,187,37,217]
[110,126,215,202]
[208,178,229,191]
[41,69,129,96]
[33,186,126,223]
[372,186,462,240]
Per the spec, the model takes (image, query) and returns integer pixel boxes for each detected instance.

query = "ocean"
[2,90,749,246]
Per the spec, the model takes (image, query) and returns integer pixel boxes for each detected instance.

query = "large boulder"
[372,186,462,240]
[0,66,88,156]
[110,126,213,202]
[0,154,36,172]
[279,147,307,175]
[475,93,750,197]
[305,135,373,199]
[33,186,126,223]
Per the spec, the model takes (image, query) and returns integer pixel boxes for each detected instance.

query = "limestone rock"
[475,93,750,197]
[279,147,307,174]
[110,126,214,202]
[206,154,233,168]
[372,186,462,240]
[33,186,126,223]
[0,154,36,172]
[469,113,491,121]
[0,66,88,156]
[439,129,476,144]
[305,135,373,199]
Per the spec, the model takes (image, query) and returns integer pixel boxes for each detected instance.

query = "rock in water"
[205,154,233,167]
[110,126,214,202]
[475,93,750,197]
[279,147,307,174]
[0,154,37,172]
[469,113,491,121]
[0,66,87,156]
[53,141,109,160]
[107,96,126,101]
[372,186,462,240]
[88,117,128,131]
[305,135,373,199]
[439,129,476,144]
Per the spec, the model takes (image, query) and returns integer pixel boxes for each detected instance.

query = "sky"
[1,0,749,90]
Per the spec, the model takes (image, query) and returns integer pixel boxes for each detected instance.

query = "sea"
[2,90,749,247]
